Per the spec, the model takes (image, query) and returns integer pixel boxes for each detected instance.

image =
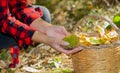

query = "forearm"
[9,0,50,33]
[30,18,52,34]
[32,31,47,43]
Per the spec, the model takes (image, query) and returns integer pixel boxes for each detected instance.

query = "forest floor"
[0,3,120,73]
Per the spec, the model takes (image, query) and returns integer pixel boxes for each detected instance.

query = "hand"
[43,35,83,54]
[45,25,68,40]
[44,37,83,55]
[32,31,83,54]
[30,18,68,40]
[45,26,83,54]
[52,45,83,55]
[31,18,83,54]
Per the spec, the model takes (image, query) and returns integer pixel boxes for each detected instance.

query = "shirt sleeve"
[0,0,35,48]
[9,0,43,25]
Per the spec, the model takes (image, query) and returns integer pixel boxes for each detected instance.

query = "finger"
[56,26,68,36]
[60,41,69,46]
[60,26,68,36]
[55,29,66,38]
[52,45,70,54]
[52,45,83,55]
[66,46,83,55]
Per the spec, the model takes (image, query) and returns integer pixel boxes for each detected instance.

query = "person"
[0,0,83,68]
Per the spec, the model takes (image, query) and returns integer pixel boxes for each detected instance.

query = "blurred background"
[36,0,120,31]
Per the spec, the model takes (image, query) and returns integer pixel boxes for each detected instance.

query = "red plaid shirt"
[0,0,43,68]
[0,0,43,47]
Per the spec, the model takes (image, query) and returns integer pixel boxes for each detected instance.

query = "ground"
[0,0,120,73]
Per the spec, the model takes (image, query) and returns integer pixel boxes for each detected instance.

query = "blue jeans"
[0,6,51,49]
[33,5,51,23]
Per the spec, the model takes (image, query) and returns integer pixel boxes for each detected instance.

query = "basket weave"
[115,46,120,72]
[72,44,119,73]
[72,15,120,73]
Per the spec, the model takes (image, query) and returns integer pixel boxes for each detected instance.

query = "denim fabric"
[0,33,17,49]
[0,6,51,49]
[33,5,51,23]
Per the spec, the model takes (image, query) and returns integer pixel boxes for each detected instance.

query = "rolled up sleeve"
[9,0,43,25]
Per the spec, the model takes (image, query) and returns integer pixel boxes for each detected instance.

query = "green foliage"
[8,69,16,73]
[89,38,103,44]
[113,13,120,28]
[50,68,73,73]
[0,53,7,60]
[62,68,73,73]
[36,0,61,12]
[63,34,79,49]
[0,68,16,73]
[0,49,9,60]
[48,57,62,68]
[105,25,112,30]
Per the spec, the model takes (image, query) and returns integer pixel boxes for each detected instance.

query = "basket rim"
[81,40,120,49]
[72,15,120,33]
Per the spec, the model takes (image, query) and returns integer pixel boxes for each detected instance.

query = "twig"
[115,0,120,12]
[102,0,110,7]
[115,0,119,3]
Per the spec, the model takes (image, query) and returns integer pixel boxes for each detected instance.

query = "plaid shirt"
[0,0,43,68]
[0,0,43,47]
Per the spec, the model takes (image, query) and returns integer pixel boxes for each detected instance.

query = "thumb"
[60,41,69,46]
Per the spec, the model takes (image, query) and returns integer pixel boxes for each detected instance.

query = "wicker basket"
[72,44,120,73]
[72,15,120,73]
[115,46,120,72]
